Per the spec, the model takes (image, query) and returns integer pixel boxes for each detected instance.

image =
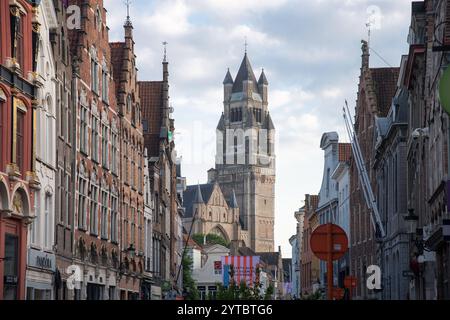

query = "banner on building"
[221,256,260,287]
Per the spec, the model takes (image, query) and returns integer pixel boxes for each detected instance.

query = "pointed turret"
[223,68,234,102]
[258,69,268,85]
[194,184,204,204]
[217,113,225,131]
[230,189,239,208]
[265,112,275,130]
[223,68,234,85]
[258,68,268,105]
[232,53,259,94]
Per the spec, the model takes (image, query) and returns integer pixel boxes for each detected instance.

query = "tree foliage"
[182,254,200,300]
[216,281,265,300]
[192,233,229,248]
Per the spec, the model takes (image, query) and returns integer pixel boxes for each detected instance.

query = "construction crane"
[343,100,386,239]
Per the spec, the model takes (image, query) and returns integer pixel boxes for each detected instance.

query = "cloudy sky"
[105,0,415,257]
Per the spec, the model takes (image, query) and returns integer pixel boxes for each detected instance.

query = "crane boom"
[343,101,386,239]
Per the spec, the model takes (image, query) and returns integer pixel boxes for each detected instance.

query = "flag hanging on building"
[221,256,261,287]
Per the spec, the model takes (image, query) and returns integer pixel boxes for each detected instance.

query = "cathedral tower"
[212,53,276,252]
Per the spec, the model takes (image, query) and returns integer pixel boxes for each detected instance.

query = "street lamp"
[404,208,419,235]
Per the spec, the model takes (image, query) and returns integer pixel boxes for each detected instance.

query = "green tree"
[192,233,230,248]
[301,291,324,300]
[216,281,271,300]
[264,285,274,300]
[182,254,200,300]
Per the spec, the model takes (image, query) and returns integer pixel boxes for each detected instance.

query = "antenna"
[162,41,168,62]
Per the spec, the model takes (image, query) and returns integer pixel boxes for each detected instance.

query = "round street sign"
[310,223,349,261]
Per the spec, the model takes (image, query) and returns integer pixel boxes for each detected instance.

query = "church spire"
[230,189,239,208]
[194,184,204,204]
[232,53,258,94]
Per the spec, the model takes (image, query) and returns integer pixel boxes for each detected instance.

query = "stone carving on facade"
[12,192,23,215]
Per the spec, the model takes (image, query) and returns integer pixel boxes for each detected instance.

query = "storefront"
[26,248,55,300]
[141,278,153,300]
[151,285,162,300]
[0,213,29,300]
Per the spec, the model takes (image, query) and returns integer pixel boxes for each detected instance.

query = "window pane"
[16,110,25,171]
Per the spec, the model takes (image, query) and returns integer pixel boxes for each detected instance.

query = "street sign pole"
[310,223,349,301]
[327,223,333,300]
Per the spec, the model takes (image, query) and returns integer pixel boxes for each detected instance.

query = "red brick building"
[69,0,121,300]
[0,0,40,300]
[0,0,41,300]
[349,40,399,299]
[110,15,146,300]
[300,194,320,296]
[139,58,180,296]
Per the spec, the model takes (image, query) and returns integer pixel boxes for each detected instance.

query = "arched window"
[46,96,54,165]
[90,170,99,235]
[78,162,88,229]
[95,6,102,31]
[127,95,132,113]
[90,47,99,93]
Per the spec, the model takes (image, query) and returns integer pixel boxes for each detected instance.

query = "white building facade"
[26,0,58,300]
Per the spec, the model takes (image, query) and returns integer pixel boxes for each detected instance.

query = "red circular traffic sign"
[310,223,349,261]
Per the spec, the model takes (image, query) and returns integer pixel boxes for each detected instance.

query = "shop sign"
[28,249,56,272]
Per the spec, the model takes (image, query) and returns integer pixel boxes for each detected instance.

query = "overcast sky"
[105,0,415,258]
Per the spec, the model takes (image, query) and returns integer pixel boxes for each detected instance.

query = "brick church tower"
[209,53,276,252]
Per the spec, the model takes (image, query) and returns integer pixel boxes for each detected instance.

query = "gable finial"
[124,0,132,25]
[162,41,168,62]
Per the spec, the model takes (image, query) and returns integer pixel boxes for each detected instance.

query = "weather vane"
[366,21,372,47]
[125,0,132,21]
[163,41,168,62]
[244,37,248,55]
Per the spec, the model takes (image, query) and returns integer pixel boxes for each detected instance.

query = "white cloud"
[104,0,415,257]
[141,0,192,37]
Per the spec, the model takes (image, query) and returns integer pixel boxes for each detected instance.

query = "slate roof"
[375,116,390,138]
[183,183,215,218]
[265,113,275,130]
[232,53,259,94]
[258,69,268,85]
[217,113,225,131]
[223,69,234,85]
[282,258,292,282]
[257,252,280,267]
[229,189,238,208]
